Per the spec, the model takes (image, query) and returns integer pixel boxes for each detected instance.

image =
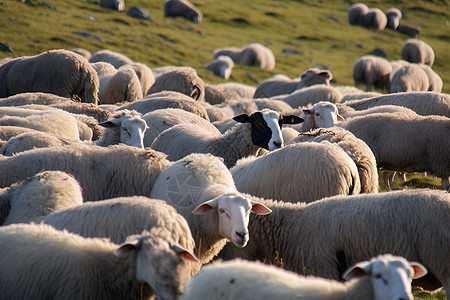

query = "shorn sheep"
[390,63,429,93]
[219,189,450,295]
[401,39,435,66]
[150,153,272,265]
[231,142,361,203]
[183,255,427,300]
[0,171,83,225]
[0,223,197,300]
[0,143,171,202]
[0,49,99,104]
[164,0,203,23]
[151,109,303,168]
[214,43,275,71]
[204,55,234,79]
[89,49,134,68]
[353,55,392,92]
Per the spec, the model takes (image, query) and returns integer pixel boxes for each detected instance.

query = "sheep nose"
[235,231,247,238]
[273,140,282,148]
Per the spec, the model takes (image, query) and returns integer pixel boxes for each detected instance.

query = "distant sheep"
[89,49,134,68]
[348,3,369,25]
[69,48,92,60]
[204,83,240,105]
[0,49,99,104]
[164,0,203,23]
[360,8,387,30]
[119,62,155,95]
[385,8,402,29]
[99,0,125,11]
[396,24,421,38]
[353,55,392,92]
[214,43,275,70]
[401,39,435,66]
[390,64,429,93]
[204,55,234,79]
[275,85,342,109]
[418,64,443,92]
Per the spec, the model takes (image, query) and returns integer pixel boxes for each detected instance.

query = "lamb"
[418,63,443,92]
[231,142,360,203]
[401,39,435,66]
[360,8,387,30]
[150,153,272,265]
[253,68,333,98]
[390,63,429,93]
[147,66,205,101]
[275,84,342,108]
[289,127,378,193]
[0,49,99,104]
[204,55,234,79]
[0,171,83,225]
[348,3,369,25]
[385,8,402,29]
[216,82,256,99]
[218,188,450,294]
[0,223,197,300]
[164,0,203,23]
[119,62,155,95]
[338,112,450,190]
[353,55,392,92]
[89,49,134,68]
[99,0,125,11]
[0,143,171,201]
[182,255,427,300]
[204,83,240,105]
[151,109,303,168]
[213,43,276,71]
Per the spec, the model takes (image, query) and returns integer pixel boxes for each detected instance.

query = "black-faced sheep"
[353,55,392,92]
[390,63,429,93]
[204,55,234,79]
[164,0,203,23]
[401,39,435,66]
[89,49,134,68]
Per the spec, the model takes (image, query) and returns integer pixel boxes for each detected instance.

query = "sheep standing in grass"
[89,49,134,68]
[401,39,435,66]
[0,223,197,300]
[239,43,276,70]
[164,0,203,23]
[0,171,83,225]
[0,49,99,104]
[360,8,387,30]
[183,255,427,300]
[348,3,369,25]
[151,109,303,168]
[385,8,402,29]
[204,55,234,79]
[353,55,392,92]
[219,189,450,294]
[390,63,429,93]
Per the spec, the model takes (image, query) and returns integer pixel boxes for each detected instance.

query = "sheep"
[338,112,450,190]
[204,55,234,79]
[396,24,421,38]
[401,39,435,66]
[0,49,99,104]
[348,3,369,25]
[289,127,378,193]
[118,91,210,120]
[281,127,299,144]
[385,8,402,29]
[89,49,134,68]
[204,83,240,105]
[274,84,342,109]
[334,85,382,102]
[0,171,83,225]
[216,82,256,99]
[253,68,333,98]
[213,43,276,70]
[69,48,92,60]
[0,223,197,300]
[360,8,387,30]
[0,143,171,201]
[200,101,230,122]
[0,126,42,142]
[231,142,360,203]
[151,109,304,168]
[164,0,203,23]
[150,153,272,265]
[213,47,242,63]
[293,101,344,132]
[343,91,450,118]
[119,62,155,95]
[353,55,392,92]
[99,0,125,11]
[147,66,205,101]
[418,63,443,92]
[0,109,148,155]
[336,103,417,119]
[390,64,429,93]
[218,188,450,294]
[142,108,218,147]
[183,255,427,300]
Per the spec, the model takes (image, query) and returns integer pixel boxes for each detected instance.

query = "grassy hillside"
[0,0,448,298]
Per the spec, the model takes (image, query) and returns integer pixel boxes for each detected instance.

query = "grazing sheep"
[183,255,427,300]
[204,83,240,105]
[99,0,125,11]
[89,49,134,68]
[360,8,387,30]
[390,64,429,93]
[213,47,243,63]
[254,68,333,98]
[418,64,443,92]
[396,24,421,38]
[69,48,92,60]
[216,82,256,99]
[348,3,369,25]
[385,8,402,29]
[294,101,344,132]
[119,62,155,95]
[164,0,203,23]
[401,39,435,66]
[219,189,450,294]
[231,142,360,203]
[119,91,210,120]
[353,55,392,92]
[0,49,99,104]
[0,171,83,225]
[213,43,275,71]
[0,143,171,201]
[204,55,234,79]
[289,127,378,193]
[339,112,450,190]
[0,223,197,300]
[151,109,303,168]
[147,67,205,101]
[275,84,342,108]
[150,153,272,265]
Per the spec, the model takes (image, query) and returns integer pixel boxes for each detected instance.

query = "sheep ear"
[337,113,345,121]
[233,113,252,123]
[98,119,120,128]
[342,266,368,280]
[282,115,304,124]
[251,202,272,215]
[302,109,312,115]
[319,70,332,80]
[170,244,199,262]
[114,238,141,257]
[410,262,428,279]
[191,197,220,215]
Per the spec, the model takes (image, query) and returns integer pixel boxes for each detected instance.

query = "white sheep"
[353,55,392,92]
[0,126,42,142]
[69,47,92,60]
[0,143,171,201]
[334,85,381,102]
[289,127,378,193]
[401,39,435,66]
[183,255,427,300]
[216,82,256,99]
[418,63,443,92]
[293,101,345,132]
[274,84,343,108]
[214,43,276,71]
[204,83,240,105]
[150,153,272,265]
[119,62,155,95]
[0,49,99,104]
[385,8,402,29]
[0,223,197,300]
[231,142,361,203]
[336,103,417,119]
[89,49,134,68]
[360,8,387,30]
[151,109,303,168]
[253,68,333,98]
[164,0,203,23]
[390,63,429,93]
[218,188,450,295]
[281,127,299,144]
[0,171,83,225]
[204,55,234,79]
[348,3,369,25]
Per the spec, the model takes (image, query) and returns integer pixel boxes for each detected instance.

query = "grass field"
[0,0,449,298]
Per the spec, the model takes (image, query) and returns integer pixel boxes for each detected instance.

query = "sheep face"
[99,113,148,149]
[302,101,344,131]
[343,254,427,300]
[233,109,303,151]
[192,193,271,248]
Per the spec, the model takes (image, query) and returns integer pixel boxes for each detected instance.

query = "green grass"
[0,0,449,298]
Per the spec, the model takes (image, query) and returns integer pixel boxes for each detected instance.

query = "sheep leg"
[442,177,450,191]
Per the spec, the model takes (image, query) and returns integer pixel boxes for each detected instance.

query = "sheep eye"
[219,208,225,213]
[375,274,387,285]
[315,113,320,117]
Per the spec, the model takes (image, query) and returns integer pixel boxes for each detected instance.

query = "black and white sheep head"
[233,109,304,151]
[114,232,198,300]
[342,254,427,300]
[191,193,271,248]
[302,101,344,131]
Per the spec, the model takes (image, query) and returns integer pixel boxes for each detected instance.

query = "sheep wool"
[401,39,435,66]
[89,49,134,68]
